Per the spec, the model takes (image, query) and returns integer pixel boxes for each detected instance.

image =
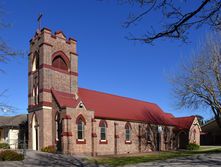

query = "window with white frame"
[100,122,106,140]
[125,124,131,141]
[77,119,85,140]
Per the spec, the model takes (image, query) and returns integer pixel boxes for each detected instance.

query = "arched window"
[125,123,131,141]
[52,55,68,71]
[55,113,59,142]
[32,53,39,72]
[193,129,196,141]
[164,127,170,142]
[32,87,35,98]
[145,126,151,141]
[77,119,84,139]
[76,115,86,140]
[33,86,39,105]
[100,121,107,140]
[36,86,39,104]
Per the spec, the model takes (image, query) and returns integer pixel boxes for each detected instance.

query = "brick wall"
[189,117,201,145]
[61,107,94,155]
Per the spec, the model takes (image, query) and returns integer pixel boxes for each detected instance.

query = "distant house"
[201,119,221,146]
[0,114,28,149]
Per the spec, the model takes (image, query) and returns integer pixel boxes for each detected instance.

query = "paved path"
[1,151,221,167]
[124,153,221,167]
[0,150,99,167]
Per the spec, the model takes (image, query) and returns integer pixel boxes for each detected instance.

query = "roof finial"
[37,13,43,32]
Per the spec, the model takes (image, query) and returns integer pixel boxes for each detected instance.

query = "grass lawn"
[87,146,221,167]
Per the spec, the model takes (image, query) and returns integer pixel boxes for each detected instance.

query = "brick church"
[28,28,201,155]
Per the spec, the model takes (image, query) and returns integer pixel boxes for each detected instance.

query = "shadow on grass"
[89,148,221,167]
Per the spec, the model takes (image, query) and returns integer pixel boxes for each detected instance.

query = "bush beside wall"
[0,143,10,149]
[187,143,200,150]
[41,145,56,153]
[0,150,24,161]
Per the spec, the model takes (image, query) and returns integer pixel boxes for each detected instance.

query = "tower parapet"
[28,27,78,111]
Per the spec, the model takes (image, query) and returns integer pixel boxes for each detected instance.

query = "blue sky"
[0,0,213,120]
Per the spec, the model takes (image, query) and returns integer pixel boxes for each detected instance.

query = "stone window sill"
[125,140,132,144]
[76,139,86,144]
[99,140,108,144]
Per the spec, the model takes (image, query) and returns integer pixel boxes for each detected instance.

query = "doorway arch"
[178,131,188,149]
[32,113,39,150]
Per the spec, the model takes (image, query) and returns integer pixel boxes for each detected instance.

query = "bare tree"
[195,115,204,125]
[139,123,158,151]
[0,7,22,113]
[172,33,221,128]
[0,9,20,69]
[109,0,221,44]
[0,89,16,113]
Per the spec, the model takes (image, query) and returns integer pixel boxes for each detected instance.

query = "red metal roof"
[164,113,175,119]
[52,89,80,108]
[51,88,195,129]
[171,116,195,130]
[78,88,175,126]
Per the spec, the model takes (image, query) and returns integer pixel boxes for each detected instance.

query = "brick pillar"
[138,125,141,152]
[114,122,119,155]
[160,130,165,151]
[61,115,72,154]
[41,108,53,148]
[91,118,97,156]
[28,113,32,149]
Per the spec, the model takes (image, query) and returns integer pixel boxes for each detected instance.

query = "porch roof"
[0,114,27,128]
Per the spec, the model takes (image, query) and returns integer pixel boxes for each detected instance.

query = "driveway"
[124,152,221,167]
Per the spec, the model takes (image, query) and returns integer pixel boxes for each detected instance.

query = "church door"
[35,127,38,150]
[179,131,188,149]
[55,113,62,153]
[156,132,160,151]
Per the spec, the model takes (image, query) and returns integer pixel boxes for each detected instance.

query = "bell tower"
[28,28,78,150]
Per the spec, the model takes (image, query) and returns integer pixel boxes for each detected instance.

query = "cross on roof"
[37,13,43,31]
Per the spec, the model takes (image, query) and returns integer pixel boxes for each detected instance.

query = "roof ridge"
[78,88,182,126]
[8,114,26,125]
[79,87,158,106]
[172,115,195,119]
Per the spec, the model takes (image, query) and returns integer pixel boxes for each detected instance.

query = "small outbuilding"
[0,114,28,149]
[201,119,221,146]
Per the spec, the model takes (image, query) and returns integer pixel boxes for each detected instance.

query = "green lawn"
[87,146,221,167]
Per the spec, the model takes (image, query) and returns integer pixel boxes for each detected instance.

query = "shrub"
[0,143,10,149]
[187,143,200,150]
[41,145,56,153]
[0,150,24,161]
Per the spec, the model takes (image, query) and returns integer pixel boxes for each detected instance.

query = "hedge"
[0,143,10,149]
[41,145,56,153]
[0,150,24,161]
[187,143,200,150]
